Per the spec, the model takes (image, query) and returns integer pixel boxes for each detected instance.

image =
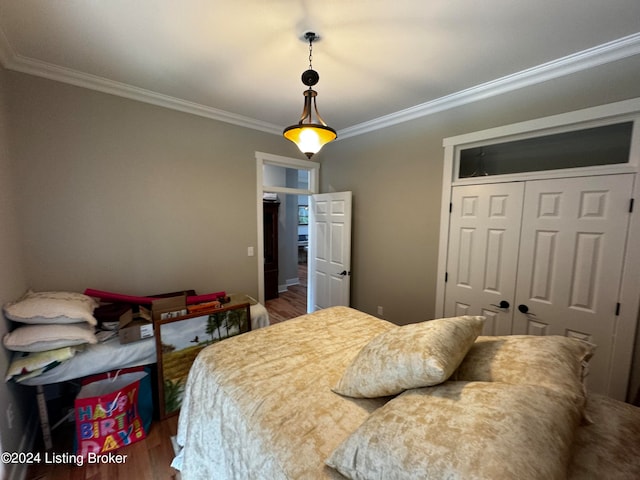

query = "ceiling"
[1,0,640,139]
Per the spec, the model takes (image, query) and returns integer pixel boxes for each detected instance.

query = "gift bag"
[75,366,153,457]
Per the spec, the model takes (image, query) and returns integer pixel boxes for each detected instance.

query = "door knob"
[490,300,510,309]
[338,270,350,276]
[518,304,535,315]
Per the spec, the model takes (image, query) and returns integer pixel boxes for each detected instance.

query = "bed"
[172,306,640,480]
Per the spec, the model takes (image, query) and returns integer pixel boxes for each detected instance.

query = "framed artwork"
[298,205,309,225]
[154,302,251,418]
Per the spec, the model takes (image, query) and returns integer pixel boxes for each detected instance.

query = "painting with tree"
[155,303,251,418]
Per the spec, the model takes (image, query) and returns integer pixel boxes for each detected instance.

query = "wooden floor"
[265,264,308,324]
[26,415,179,480]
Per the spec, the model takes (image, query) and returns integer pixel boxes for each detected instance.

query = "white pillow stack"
[3,291,99,353]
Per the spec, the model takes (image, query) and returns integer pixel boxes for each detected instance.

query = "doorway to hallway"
[255,151,319,308]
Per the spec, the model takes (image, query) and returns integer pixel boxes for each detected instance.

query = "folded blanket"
[5,346,81,382]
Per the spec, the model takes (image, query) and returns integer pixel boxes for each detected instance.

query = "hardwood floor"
[26,415,179,480]
[265,264,308,324]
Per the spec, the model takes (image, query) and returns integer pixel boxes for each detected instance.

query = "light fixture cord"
[308,37,313,71]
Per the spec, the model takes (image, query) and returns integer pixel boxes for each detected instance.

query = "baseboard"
[9,410,39,480]
[279,277,300,293]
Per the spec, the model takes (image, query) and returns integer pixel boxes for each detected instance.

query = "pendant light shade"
[283,89,337,158]
[283,32,337,159]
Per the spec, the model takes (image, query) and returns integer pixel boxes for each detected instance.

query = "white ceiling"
[1,0,640,138]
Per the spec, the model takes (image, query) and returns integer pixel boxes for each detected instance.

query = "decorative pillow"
[3,323,97,352]
[453,335,595,401]
[332,315,485,398]
[4,290,98,326]
[326,382,583,480]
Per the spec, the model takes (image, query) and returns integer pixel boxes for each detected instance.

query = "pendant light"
[283,32,337,159]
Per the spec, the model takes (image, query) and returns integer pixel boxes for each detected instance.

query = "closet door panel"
[444,183,524,335]
[513,174,634,395]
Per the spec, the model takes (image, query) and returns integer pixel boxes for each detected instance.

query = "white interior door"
[444,183,524,335]
[308,191,352,312]
[513,174,634,395]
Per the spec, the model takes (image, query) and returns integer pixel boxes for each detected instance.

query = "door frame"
[435,98,640,400]
[255,152,320,305]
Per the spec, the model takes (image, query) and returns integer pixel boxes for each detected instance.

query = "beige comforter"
[174,306,640,479]
[175,307,395,479]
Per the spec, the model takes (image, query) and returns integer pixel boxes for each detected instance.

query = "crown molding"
[338,32,640,139]
[1,26,639,139]
[0,31,282,135]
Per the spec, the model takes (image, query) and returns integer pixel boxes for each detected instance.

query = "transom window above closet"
[458,121,633,179]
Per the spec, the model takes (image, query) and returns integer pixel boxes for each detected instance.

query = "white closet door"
[513,174,634,395]
[444,183,524,335]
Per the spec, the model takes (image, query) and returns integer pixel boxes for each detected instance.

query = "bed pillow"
[326,381,583,480]
[453,335,594,402]
[4,290,98,326]
[3,323,97,352]
[333,315,485,398]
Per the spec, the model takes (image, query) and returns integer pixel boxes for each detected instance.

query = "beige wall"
[0,66,34,473]
[319,55,640,325]
[6,70,297,297]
